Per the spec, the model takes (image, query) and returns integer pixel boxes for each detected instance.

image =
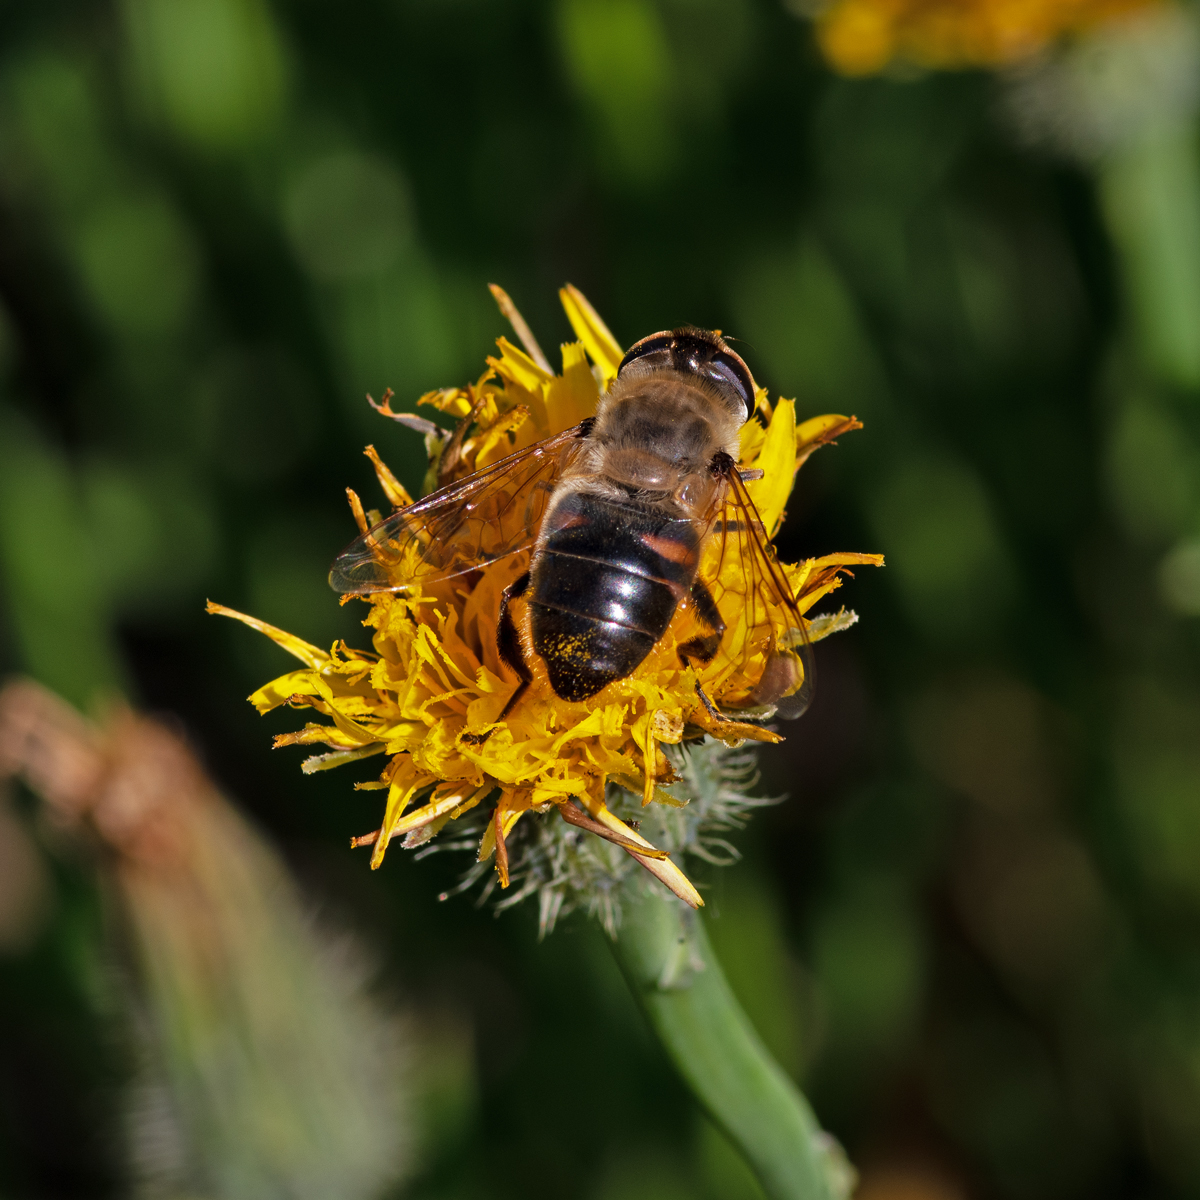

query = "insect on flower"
[330,326,815,736]
[210,286,881,913]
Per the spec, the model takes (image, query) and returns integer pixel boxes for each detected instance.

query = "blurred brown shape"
[908,673,1116,1000]
[0,677,411,1199]
[0,677,204,867]
[855,1162,966,1200]
[907,673,1065,818]
[0,794,53,953]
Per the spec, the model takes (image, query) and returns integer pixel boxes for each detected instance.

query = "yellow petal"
[492,336,554,391]
[652,708,683,743]
[207,601,329,670]
[418,384,474,418]
[739,415,768,467]
[306,692,388,745]
[806,607,860,642]
[488,282,552,373]
[559,284,623,383]
[582,798,704,909]
[274,722,363,748]
[248,670,322,714]
[808,550,885,568]
[472,405,532,468]
[301,743,387,774]
[786,552,885,614]
[475,791,529,862]
[745,398,796,538]
[795,413,862,469]
[363,445,413,508]
[371,757,426,868]
[387,784,483,838]
[544,341,601,434]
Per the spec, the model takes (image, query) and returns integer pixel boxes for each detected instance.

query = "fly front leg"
[463,570,532,746]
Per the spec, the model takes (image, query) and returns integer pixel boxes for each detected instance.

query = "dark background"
[2,1,1199,1197]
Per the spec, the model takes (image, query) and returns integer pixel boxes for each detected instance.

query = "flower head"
[810,0,1160,75]
[211,286,880,917]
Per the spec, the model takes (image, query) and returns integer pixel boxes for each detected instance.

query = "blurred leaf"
[326,257,458,424]
[1114,681,1200,905]
[241,511,364,674]
[866,451,1015,641]
[1159,537,1200,615]
[0,409,125,704]
[1105,395,1198,542]
[191,344,319,481]
[730,237,888,422]
[811,878,924,1063]
[590,1144,693,1200]
[906,674,1062,818]
[926,1010,1106,1198]
[284,151,414,283]
[5,53,118,219]
[81,457,219,617]
[122,0,290,151]
[556,0,678,186]
[407,1011,477,1165]
[75,193,202,338]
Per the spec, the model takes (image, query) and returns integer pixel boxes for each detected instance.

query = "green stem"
[609,887,847,1200]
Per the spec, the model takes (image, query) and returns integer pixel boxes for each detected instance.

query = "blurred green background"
[2,0,1200,1197]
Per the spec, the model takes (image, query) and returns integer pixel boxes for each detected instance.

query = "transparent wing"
[696,464,815,719]
[330,424,589,595]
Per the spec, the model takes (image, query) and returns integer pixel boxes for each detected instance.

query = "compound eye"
[618,331,674,376]
[707,350,757,422]
[618,329,758,423]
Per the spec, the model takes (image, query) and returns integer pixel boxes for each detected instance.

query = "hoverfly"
[329,328,813,733]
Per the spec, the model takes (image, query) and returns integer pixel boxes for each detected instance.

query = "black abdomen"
[530,491,701,702]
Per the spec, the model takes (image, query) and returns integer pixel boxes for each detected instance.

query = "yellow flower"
[210,286,881,912]
[814,0,1159,75]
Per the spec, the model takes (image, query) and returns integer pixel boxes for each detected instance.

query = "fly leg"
[496,570,533,700]
[678,579,726,717]
[462,571,532,746]
[678,579,725,665]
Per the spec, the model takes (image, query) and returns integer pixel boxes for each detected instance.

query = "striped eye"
[618,329,757,423]
[618,331,675,375]
[706,349,756,422]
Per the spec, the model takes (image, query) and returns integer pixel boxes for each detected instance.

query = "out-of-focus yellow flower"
[211,286,880,908]
[814,0,1159,75]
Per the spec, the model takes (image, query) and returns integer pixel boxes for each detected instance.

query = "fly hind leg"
[497,570,532,681]
[678,580,726,717]
[462,571,532,746]
[678,579,725,667]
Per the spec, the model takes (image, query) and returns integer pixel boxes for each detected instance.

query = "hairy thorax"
[560,372,742,518]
